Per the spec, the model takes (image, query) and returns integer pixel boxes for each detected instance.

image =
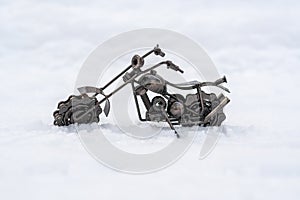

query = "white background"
[0,0,300,200]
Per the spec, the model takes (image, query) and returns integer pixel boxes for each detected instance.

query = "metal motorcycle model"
[53,45,230,137]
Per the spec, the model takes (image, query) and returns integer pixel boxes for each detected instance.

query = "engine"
[146,91,226,126]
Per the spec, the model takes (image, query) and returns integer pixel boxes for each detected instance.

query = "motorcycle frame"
[77,45,229,127]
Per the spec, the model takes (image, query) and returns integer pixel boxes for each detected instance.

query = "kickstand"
[161,108,180,138]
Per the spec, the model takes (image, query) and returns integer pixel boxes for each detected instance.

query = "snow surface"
[1,0,300,200]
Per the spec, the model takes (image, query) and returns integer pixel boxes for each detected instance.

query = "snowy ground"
[1,0,300,200]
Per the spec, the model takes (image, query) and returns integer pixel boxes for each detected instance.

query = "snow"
[1,0,300,199]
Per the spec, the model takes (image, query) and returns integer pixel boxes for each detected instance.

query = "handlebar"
[141,44,165,59]
[103,45,179,90]
[132,45,182,73]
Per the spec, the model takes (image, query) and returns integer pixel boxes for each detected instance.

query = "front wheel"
[53,95,102,126]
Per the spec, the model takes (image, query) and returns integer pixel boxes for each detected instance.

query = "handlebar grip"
[166,61,184,73]
[154,46,165,57]
[177,68,184,73]
[159,51,165,57]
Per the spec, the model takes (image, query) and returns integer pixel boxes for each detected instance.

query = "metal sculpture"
[53,45,230,137]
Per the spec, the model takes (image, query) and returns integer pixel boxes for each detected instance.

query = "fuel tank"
[138,73,166,94]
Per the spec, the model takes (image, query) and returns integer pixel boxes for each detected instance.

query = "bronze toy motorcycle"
[53,45,230,137]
